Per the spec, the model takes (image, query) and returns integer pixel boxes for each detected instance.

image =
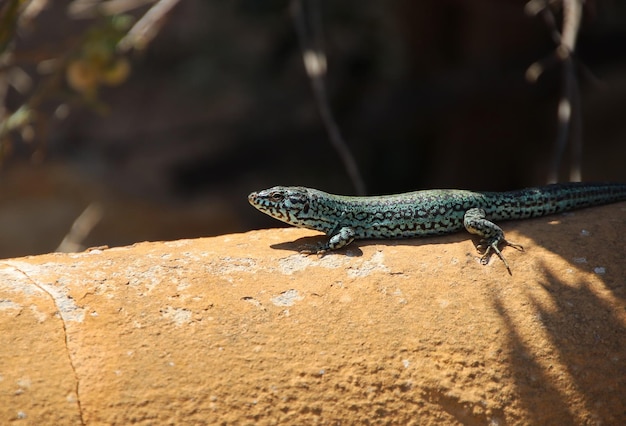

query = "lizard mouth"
[248,192,263,208]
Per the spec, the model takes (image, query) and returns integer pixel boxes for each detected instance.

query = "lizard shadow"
[270,232,473,258]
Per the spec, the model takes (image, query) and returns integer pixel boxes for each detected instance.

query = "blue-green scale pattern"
[248,182,626,240]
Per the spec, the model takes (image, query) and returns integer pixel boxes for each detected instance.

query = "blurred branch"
[291,0,366,195]
[118,0,181,51]
[525,0,584,183]
[56,203,104,253]
[69,0,152,18]
[0,105,33,138]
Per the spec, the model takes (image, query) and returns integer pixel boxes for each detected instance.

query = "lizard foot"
[478,238,524,275]
[300,243,329,257]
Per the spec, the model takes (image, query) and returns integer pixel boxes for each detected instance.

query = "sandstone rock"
[1,203,625,424]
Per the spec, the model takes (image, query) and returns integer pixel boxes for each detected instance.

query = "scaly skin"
[248,182,626,273]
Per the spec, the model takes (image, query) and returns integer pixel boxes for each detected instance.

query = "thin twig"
[56,203,104,253]
[561,0,583,181]
[526,0,583,183]
[117,0,181,51]
[291,0,366,195]
[548,51,581,183]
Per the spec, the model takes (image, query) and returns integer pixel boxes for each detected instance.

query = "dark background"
[1,0,626,258]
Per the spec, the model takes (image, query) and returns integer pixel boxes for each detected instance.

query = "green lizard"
[248,182,626,274]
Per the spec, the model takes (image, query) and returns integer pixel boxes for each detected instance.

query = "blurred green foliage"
[0,0,171,164]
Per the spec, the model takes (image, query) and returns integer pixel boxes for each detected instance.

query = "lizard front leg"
[302,226,356,255]
[325,227,357,252]
[463,208,524,274]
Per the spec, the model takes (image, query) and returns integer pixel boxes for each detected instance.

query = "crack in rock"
[3,261,85,322]
[1,262,86,425]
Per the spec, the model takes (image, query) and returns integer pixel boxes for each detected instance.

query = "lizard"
[248,182,626,274]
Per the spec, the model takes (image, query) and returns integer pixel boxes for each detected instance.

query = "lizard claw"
[479,239,524,275]
[300,244,328,257]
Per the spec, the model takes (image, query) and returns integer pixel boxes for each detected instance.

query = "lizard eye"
[269,193,284,203]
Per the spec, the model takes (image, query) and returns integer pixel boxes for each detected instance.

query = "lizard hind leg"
[463,208,524,274]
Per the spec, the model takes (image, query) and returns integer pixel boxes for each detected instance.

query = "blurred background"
[1,0,625,258]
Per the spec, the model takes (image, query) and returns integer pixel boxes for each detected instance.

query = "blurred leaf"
[0,0,22,54]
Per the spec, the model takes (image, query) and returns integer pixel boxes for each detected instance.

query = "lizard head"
[248,186,319,228]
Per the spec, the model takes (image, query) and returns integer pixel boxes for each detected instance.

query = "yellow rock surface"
[1,203,625,424]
